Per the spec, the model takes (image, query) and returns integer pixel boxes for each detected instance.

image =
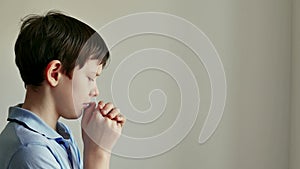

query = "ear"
[45,60,63,87]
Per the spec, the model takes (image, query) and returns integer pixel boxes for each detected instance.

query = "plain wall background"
[0,0,295,169]
[290,0,300,168]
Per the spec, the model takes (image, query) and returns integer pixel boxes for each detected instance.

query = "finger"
[110,118,122,132]
[98,101,105,109]
[100,102,114,116]
[81,102,96,126]
[117,122,123,128]
[116,114,126,127]
[116,114,126,122]
[106,108,120,119]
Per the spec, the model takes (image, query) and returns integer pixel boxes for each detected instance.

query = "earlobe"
[45,60,62,87]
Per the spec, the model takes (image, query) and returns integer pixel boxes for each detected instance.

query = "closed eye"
[88,77,95,82]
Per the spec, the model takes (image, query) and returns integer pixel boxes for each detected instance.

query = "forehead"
[79,59,103,74]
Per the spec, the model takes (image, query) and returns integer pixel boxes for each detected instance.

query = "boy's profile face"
[60,59,102,119]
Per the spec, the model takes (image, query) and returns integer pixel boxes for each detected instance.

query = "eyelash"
[88,77,95,82]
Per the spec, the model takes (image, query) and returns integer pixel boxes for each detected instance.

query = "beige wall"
[290,0,300,168]
[0,0,293,169]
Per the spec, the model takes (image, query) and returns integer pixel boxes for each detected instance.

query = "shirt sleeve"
[8,144,61,169]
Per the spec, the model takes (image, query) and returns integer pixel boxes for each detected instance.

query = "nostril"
[89,88,99,97]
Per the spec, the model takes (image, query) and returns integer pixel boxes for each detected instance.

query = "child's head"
[15,11,109,87]
[14,11,110,118]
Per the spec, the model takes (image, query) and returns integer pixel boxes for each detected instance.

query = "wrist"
[84,147,111,159]
[83,147,111,168]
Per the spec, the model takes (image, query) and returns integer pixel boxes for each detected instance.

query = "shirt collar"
[8,105,70,140]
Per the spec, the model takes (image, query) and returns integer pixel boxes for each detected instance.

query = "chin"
[62,114,81,120]
[61,108,83,119]
[70,110,83,119]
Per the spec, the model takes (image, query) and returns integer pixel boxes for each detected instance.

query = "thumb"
[81,102,96,128]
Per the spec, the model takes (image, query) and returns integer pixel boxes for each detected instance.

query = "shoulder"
[8,144,60,168]
[0,122,53,168]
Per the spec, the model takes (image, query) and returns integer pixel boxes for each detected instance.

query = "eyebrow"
[89,70,101,77]
[88,64,102,77]
[88,72,98,77]
[96,65,103,76]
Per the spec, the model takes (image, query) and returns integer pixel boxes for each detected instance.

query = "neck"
[22,85,60,130]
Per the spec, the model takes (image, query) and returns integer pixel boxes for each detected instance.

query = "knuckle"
[106,102,113,107]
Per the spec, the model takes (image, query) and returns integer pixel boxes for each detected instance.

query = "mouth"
[82,103,90,109]
[82,99,98,110]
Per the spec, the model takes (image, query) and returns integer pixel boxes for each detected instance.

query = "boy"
[0,11,125,168]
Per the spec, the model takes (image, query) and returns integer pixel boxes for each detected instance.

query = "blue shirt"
[0,105,82,168]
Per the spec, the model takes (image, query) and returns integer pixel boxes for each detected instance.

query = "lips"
[82,103,90,109]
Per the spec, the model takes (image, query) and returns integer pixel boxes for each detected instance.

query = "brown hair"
[15,11,110,86]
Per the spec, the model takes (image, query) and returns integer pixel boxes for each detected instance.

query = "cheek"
[72,74,91,113]
[73,78,90,100]
[72,79,90,115]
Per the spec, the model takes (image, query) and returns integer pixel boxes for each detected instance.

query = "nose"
[90,84,99,97]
